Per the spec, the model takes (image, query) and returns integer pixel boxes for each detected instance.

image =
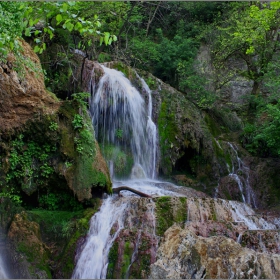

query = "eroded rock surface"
[151,225,280,279]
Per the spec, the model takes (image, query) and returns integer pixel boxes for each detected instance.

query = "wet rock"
[151,225,280,279]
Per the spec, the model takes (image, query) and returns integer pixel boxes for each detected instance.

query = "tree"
[213,2,280,95]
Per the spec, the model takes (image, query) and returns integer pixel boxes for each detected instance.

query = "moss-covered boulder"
[0,41,111,209]
[7,212,51,278]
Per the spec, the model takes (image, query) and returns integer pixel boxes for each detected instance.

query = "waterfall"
[72,196,128,279]
[90,66,157,179]
[0,231,9,279]
[139,76,158,179]
[227,142,257,208]
[0,255,8,279]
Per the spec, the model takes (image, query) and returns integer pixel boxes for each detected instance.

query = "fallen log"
[113,186,152,198]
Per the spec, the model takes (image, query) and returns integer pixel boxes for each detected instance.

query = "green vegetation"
[158,101,178,174]
[155,196,187,236]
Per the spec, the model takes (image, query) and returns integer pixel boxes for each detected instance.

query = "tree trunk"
[113,186,152,198]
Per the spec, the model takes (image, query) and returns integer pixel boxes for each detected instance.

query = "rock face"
[149,197,280,279]
[150,225,280,279]
[7,212,51,278]
[105,194,280,279]
[0,41,112,203]
[0,40,59,133]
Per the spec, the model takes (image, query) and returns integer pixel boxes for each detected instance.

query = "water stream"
[227,142,257,208]
[0,231,9,279]
[0,256,8,280]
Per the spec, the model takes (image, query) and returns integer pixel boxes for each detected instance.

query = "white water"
[227,142,257,208]
[0,231,9,279]
[72,196,128,279]
[140,76,158,179]
[229,201,276,230]
[0,255,8,279]
[228,174,246,203]
[90,66,157,178]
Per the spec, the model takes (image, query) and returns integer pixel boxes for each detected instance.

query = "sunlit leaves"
[0,1,118,57]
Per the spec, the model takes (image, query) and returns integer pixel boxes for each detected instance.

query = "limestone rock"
[7,212,51,278]
[0,41,59,133]
[151,225,280,279]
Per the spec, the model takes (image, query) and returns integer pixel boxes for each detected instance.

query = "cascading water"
[72,196,128,279]
[227,142,257,208]
[90,66,157,179]
[138,75,158,179]
[0,231,9,279]
[0,258,8,280]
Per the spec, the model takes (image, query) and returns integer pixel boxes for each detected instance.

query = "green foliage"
[6,134,56,195]
[72,114,84,130]
[49,121,58,131]
[0,188,22,206]
[72,92,90,108]
[0,2,24,58]
[212,2,280,94]
[242,101,280,157]
[38,192,83,211]
[22,2,117,54]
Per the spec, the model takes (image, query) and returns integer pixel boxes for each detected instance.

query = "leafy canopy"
[0,1,116,59]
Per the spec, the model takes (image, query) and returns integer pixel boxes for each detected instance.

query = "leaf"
[62,3,68,12]
[100,37,104,46]
[112,35,117,42]
[56,14,62,24]
[74,22,82,31]
[108,37,112,45]
[25,28,31,37]
[34,45,40,53]
[104,32,110,45]
[66,22,74,32]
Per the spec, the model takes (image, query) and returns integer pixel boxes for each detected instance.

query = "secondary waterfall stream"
[72,64,279,279]
[0,231,9,279]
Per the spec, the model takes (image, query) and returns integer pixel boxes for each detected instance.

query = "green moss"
[121,241,133,278]
[17,241,52,278]
[155,196,186,236]
[204,113,221,138]
[110,61,136,80]
[145,75,157,90]
[56,206,99,278]
[158,101,179,174]
[107,241,119,279]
